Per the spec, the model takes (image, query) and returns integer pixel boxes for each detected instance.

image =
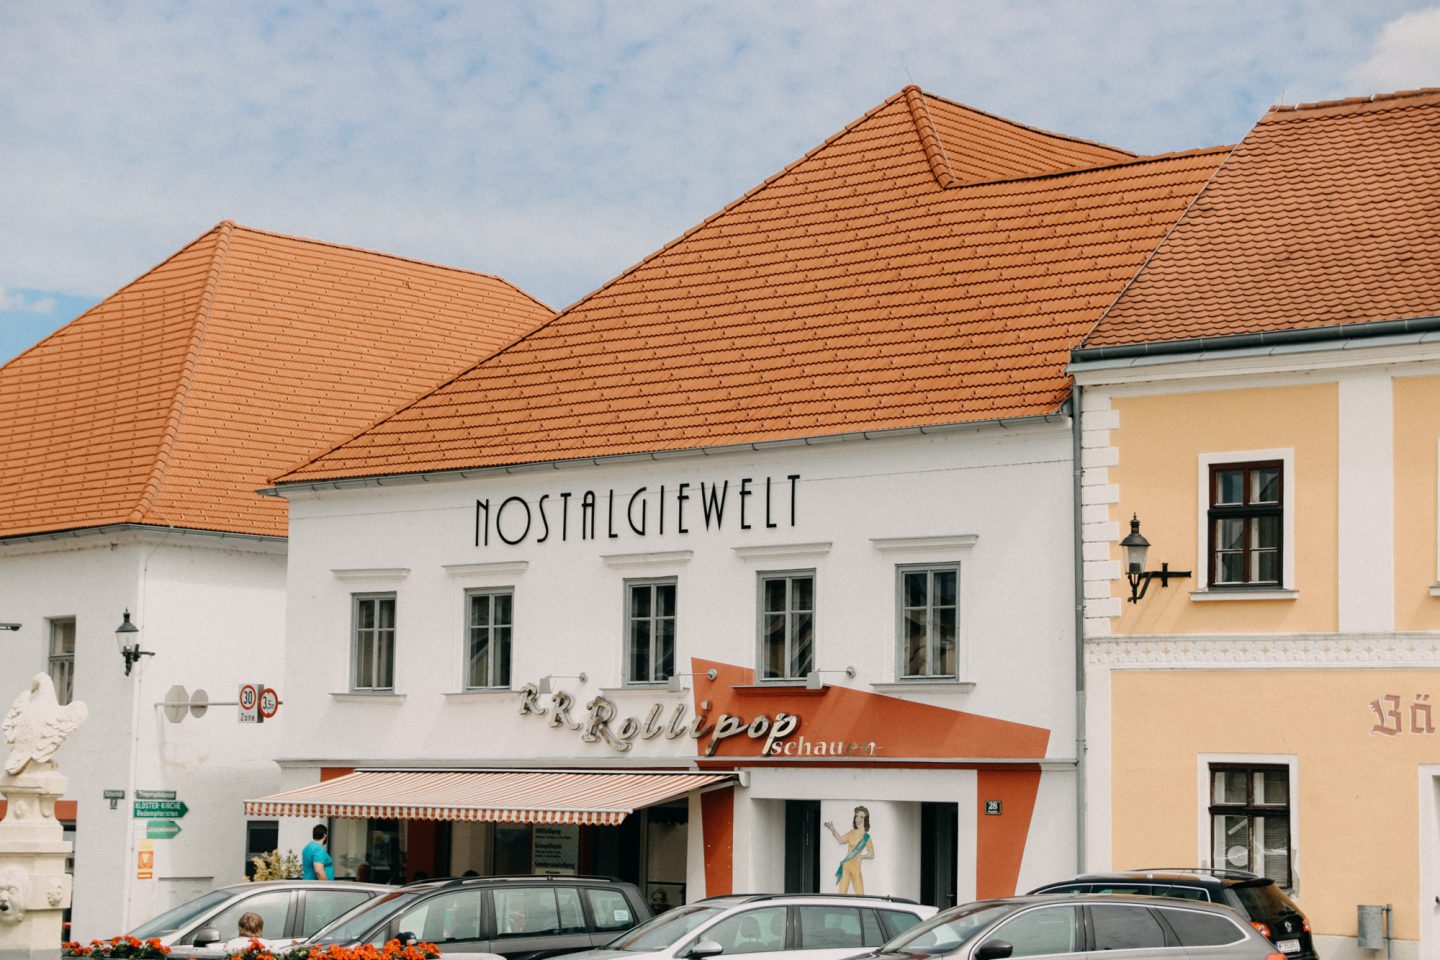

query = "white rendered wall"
[0,530,286,938]
[281,425,1079,894]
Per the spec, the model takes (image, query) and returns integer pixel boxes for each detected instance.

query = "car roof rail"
[1126,867,1261,881]
[426,873,629,889]
[698,892,922,905]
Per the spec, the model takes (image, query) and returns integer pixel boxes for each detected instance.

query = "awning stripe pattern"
[243,770,732,826]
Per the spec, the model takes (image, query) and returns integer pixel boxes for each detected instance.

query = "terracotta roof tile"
[1084,88,1440,348]
[0,223,553,538]
[279,89,1221,483]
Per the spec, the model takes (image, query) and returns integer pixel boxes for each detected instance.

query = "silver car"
[562,893,936,960]
[126,880,394,957]
[861,894,1283,959]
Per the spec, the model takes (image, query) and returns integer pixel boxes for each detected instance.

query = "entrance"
[784,800,821,893]
[920,802,958,908]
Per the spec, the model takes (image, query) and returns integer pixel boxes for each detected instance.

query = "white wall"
[0,529,286,938]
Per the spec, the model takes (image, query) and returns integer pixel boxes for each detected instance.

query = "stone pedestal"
[0,763,72,960]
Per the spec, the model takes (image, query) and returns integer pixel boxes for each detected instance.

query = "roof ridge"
[938,143,1233,191]
[127,220,235,523]
[917,87,1138,159]
[1077,141,1245,351]
[1267,86,1440,116]
[903,85,959,188]
[0,219,239,375]
[275,90,931,484]
[227,222,555,313]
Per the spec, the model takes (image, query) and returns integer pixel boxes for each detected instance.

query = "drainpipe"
[1070,384,1087,873]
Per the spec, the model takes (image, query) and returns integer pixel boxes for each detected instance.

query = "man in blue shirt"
[301,824,333,880]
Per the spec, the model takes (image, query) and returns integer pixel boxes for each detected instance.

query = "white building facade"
[264,421,1082,905]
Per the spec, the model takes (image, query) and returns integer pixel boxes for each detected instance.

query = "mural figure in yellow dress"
[824,805,875,894]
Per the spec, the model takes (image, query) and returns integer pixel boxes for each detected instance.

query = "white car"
[560,893,936,960]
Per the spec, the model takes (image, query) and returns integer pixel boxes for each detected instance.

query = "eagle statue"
[2,674,88,776]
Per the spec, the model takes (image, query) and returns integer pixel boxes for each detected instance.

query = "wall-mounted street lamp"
[1119,515,1191,603]
[115,609,154,675]
[0,623,20,631]
[536,672,587,695]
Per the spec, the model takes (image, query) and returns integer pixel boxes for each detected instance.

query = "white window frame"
[47,617,75,705]
[1194,449,1296,597]
[1196,753,1299,892]
[756,569,816,682]
[624,578,676,686]
[464,588,513,691]
[895,563,961,681]
[350,593,396,692]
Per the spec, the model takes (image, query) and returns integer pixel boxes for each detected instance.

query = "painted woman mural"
[824,805,875,894]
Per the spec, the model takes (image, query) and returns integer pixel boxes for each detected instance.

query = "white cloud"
[1349,6,1440,92]
[0,287,56,315]
[1,0,1436,312]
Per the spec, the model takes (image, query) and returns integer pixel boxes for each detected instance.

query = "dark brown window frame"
[1208,762,1292,888]
[1207,460,1283,587]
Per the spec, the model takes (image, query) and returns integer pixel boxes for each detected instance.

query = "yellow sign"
[137,840,155,880]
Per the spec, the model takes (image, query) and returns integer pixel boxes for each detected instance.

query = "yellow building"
[1071,89,1440,960]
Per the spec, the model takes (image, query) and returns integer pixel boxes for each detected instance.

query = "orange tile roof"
[0,223,553,538]
[279,87,1226,485]
[1083,88,1440,349]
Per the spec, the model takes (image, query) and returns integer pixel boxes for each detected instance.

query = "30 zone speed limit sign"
[238,684,258,723]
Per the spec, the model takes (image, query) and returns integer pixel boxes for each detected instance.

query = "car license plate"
[1276,939,1300,954]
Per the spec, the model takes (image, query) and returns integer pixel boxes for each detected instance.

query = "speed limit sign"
[259,687,280,721]
[238,684,258,723]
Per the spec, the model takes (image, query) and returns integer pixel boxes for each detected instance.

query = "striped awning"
[244,770,733,826]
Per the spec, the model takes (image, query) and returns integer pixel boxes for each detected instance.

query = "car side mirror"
[192,928,223,948]
[973,940,1013,960]
[398,931,419,946]
[686,940,725,958]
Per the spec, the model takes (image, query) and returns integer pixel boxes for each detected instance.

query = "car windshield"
[885,903,1014,955]
[605,905,727,951]
[1225,882,1296,919]
[129,890,234,938]
[308,890,423,945]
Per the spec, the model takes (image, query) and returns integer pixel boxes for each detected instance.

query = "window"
[1208,461,1282,586]
[626,579,675,685]
[796,905,864,949]
[1210,764,1291,886]
[465,589,512,689]
[988,905,1079,957]
[245,820,279,880]
[203,890,292,943]
[759,572,814,681]
[299,889,374,938]
[1088,904,1165,951]
[352,594,395,692]
[492,886,585,937]
[1160,908,1244,947]
[585,888,636,932]
[48,618,75,705]
[395,889,485,945]
[698,906,787,955]
[898,566,958,678]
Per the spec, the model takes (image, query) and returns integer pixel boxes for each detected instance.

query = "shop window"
[48,618,75,705]
[758,571,814,681]
[1210,763,1291,886]
[245,820,279,879]
[1208,461,1283,586]
[351,594,396,692]
[897,566,958,679]
[625,579,676,685]
[464,589,512,690]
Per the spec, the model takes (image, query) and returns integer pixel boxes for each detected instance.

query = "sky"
[2,1,1439,364]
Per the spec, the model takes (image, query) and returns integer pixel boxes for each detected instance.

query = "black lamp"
[1120,515,1191,603]
[116,609,153,675]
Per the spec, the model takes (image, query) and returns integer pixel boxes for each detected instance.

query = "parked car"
[561,892,936,960]
[126,880,395,958]
[857,893,1284,960]
[1029,869,1316,958]
[303,875,652,960]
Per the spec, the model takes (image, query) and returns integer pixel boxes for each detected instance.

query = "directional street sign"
[146,819,182,840]
[133,800,188,819]
[135,789,176,801]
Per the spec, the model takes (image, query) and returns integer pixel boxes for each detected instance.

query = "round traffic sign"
[259,687,279,719]
[239,684,257,710]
